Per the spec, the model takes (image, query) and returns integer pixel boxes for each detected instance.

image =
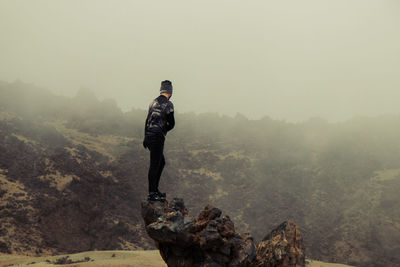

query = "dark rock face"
[141,198,305,267]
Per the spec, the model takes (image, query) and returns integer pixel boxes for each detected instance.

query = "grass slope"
[0,251,354,267]
[0,251,166,267]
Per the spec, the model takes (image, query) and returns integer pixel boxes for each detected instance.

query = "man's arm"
[166,112,175,131]
[143,113,149,149]
[144,116,149,133]
[166,102,175,131]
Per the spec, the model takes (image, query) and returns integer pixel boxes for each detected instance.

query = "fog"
[1,0,399,122]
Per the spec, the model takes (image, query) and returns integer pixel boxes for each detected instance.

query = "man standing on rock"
[143,80,175,202]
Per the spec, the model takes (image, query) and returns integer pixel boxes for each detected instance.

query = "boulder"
[141,198,305,267]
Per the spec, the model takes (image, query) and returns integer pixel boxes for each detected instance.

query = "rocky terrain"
[141,198,305,266]
[1,80,400,266]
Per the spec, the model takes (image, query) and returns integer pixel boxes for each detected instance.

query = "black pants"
[146,136,165,193]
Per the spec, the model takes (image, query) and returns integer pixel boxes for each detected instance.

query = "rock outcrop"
[255,221,305,267]
[141,198,305,267]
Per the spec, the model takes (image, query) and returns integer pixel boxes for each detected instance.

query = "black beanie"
[160,80,173,95]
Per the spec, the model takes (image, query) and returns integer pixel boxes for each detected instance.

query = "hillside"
[1,80,400,266]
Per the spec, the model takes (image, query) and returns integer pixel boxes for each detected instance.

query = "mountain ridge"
[1,80,400,266]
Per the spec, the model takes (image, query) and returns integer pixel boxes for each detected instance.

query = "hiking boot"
[157,190,166,198]
[147,192,166,202]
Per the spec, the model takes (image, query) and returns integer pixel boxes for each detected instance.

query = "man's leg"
[155,153,165,191]
[148,140,164,193]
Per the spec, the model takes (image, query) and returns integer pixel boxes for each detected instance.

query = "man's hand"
[143,139,147,149]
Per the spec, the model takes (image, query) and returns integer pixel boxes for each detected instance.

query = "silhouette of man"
[143,80,175,201]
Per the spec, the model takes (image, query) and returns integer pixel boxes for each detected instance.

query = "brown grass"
[0,252,354,267]
[0,250,167,267]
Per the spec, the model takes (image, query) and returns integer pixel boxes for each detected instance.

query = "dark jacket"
[144,95,175,139]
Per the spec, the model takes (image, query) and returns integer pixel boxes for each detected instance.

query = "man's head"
[160,80,173,99]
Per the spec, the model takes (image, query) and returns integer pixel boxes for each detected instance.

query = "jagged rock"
[254,221,305,267]
[141,198,255,266]
[141,198,305,267]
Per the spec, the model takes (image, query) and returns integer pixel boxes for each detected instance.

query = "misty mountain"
[1,80,400,266]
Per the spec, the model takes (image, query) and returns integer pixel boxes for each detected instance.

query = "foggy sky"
[1,0,399,122]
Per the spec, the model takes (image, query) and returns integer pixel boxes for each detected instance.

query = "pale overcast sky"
[0,0,399,122]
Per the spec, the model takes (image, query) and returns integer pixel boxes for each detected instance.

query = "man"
[143,80,175,202]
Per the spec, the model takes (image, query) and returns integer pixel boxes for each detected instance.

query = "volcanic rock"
[141,198,305,267]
